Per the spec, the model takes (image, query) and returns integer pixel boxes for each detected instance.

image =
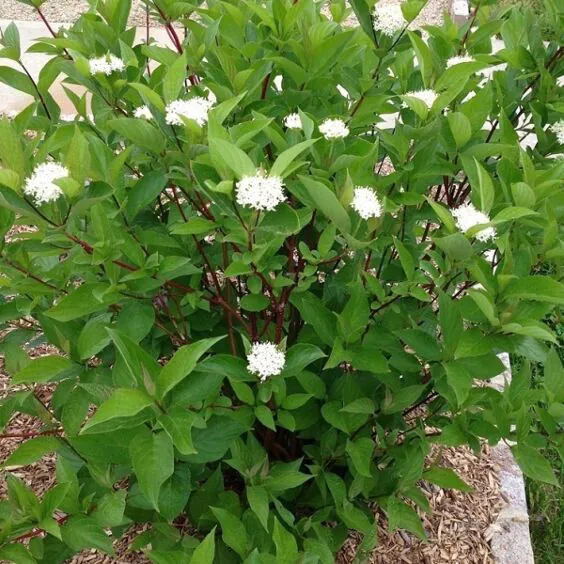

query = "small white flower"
[284,113,302,130]
[165,97,214,127]
[452,202,496,242]
[23,162,68,204]
[235,170,285,211]
[373,4,406,37]
[351,187,382,220]
[133,105,153,120]
[89,54,125,75]
[557,76,564,88]
[247,341,286,381]
[319,118,349,140]
[550,120,564,144]
[404,89,438,108]
[446,55,474,68]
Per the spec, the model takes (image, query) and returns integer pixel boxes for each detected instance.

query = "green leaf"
[273,518,299,563]
[126,170,167,220]
[387,499,426,541]
[447,112,472,148]
[159,409,199,455]
[209,138,255,178]
[61,515,114,554]
[349,0,377,43]
[393,236,415,281]
[67,126,90,185]
[341,398,375,414]
[0,118,25,183]
[81,388,154,434]
[190,527,216,563]
[247,486,269,531]
[423,466,472,492]
[444,361,472,404]
[461,157,494,213]
[408,31,433,87]
[282,343,326,377]
[0,544,37,564]
[289,292,336,346]
[270,138,318,178]
[383,385,426,414]
[255,405,276,431]
[438,292,463,357]
[298,175,350,233]
[396,329,442,361]
[545,348,564,403]
[108,118,166,154]
[211,507,248,557]
[156,336,225,399]
[513,445,558,486]
[45,283,121,322]
[240,294,270,312]
[107,328,160,389]
[12,355,70,384]
[78,314,112,359]
[434,233,474,261]
[491,206,537,224]
[171,217,216,235]
[3,437,62,468]
[346,437,374,477]
[94,490,127,527]
[130,428,175,509]
[186,416,246,463]
[503,277,564,305]
[163,53,187,102]
[158,465,192,521]
[0,66,35,96]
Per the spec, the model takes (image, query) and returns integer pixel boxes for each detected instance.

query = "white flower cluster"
[550,120,564,144]
[23,162,68,204]
[373,4,406,37]
[350,187,383,220]
[133,105,153,120]
[446,54,474,68]
[319,118,349,140]
[165,97,214,127]
[235,170,285,211]
[452,202,496,242]
[89,54,125,75]
[404,89,438,108]
[284,113,302,130]
[247,341,286,382]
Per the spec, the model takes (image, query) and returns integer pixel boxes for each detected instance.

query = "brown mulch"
[1,339,503,564]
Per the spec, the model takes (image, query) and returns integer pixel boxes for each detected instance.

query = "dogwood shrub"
[0,0,563,561]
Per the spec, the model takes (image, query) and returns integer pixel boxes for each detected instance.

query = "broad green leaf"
[447,112,472,148]
[81,388,154,434]
[45,283,121,322]
[156,336,225,399]
[209,138,255,178]
[513,445,558,486]
[163,53,187,102]
[289,292,336,346]
[61,515,114,554]
[126,170,167,220]
[503,277,564,305]
[272,518,299,563]
[387,499,426,541]
[94,490,127,528]
[423,466,472,492]
[298,175,350,233]
[3,437,62,468]
[544,348,564,403]
[247,486,269,531]
[130,428,175,509]
[211,507,248,557]
[270,138,318,178]
[108,118,166,153]
[190,527,216,563]
[159,409,199,455]
[12,355,70,384]
[346,437,374,477]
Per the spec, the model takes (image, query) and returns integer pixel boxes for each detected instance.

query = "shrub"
[0,0,563,561]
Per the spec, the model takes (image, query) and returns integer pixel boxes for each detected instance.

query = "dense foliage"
[0,0,563,561]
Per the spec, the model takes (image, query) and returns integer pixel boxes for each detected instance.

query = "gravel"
[0,0,149,26]
[0,0,452,28]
